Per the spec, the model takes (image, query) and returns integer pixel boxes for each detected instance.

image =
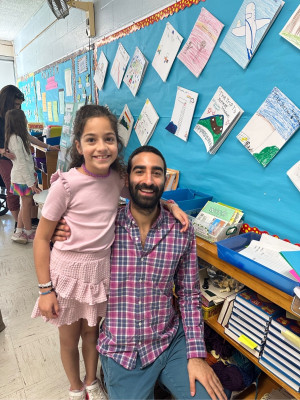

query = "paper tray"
[216,233,298,296]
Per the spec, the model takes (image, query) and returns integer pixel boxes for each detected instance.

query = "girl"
[5,109,41,244]
[0,85,59,233]
[31,105,188,400]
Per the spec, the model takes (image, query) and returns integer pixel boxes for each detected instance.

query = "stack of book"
[224,289,282,358]
[193,201,243,242]
[259,313,300,392]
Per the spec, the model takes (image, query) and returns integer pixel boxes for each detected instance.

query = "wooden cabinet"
[31,144,58,189]
[196,237,300,399]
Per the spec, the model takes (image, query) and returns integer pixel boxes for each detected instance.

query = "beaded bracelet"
[39,288,55,296]
[38,280,52,288]
[165,199,178,211]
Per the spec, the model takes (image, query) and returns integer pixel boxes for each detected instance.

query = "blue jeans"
[99,321,210,399]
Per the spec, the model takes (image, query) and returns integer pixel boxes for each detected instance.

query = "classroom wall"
[14,0,300,244]
[94,0,300,244]
[14,0,176,77]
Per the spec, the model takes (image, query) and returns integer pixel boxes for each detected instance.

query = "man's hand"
[187,358,226,400]
[4,149,16,160]
[51,218,71,242]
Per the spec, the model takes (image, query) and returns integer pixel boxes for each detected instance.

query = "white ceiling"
[0,0,46,41]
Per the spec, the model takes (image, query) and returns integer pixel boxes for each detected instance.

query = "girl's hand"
[38,292,59,319]
[48,145,60,151]
[30,183,42,194]
[171,205,190,232]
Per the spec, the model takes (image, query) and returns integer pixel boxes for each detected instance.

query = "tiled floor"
[0,212,103,400]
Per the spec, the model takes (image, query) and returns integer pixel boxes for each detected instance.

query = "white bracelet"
[47,144,51,150]
[38,280,52,288]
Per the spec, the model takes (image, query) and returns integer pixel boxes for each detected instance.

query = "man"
[55,146,226,400]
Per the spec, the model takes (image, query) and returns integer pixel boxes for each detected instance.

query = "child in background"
[31,105,188,400]
[5,109,41,244]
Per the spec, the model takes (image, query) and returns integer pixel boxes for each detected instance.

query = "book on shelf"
[220,0,284,69]
[263,345,300,375]
[261,353,300,382]
[194,87,243,154]
[234,288,283,321]
[236,87,300,167]
[224,326,261,357]
[152,22,183,82]
[177,7,224,78]
[270,313,300,350]
[267,327,300,359]
[228,319,264,348]
[165,86,198,142]
[217,291,242,327]
[233,301,268,328]
[259,356,300,392]
[279,5,300,50]
[123,47,148,97]
[230,308,268,338]
[164,168,179,191]
[118,104,134,147]
[134,99,159,146]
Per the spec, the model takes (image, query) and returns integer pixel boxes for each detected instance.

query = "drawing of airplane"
[232,2,270,60]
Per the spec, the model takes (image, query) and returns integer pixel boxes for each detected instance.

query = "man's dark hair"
[127,146,167,175]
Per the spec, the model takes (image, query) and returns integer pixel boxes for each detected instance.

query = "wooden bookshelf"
[197,237,300,399]
[31,144,58,190]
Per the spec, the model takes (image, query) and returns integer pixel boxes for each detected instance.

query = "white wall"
[14,0,175,78]
[0,59,16,89]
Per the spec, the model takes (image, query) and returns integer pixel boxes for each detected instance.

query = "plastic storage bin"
[191,217,242,243]
[202,303,222,320]
[162,188,212,217]
[216,233,299,296]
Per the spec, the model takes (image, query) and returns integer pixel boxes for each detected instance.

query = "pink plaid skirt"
[31,247,110,327]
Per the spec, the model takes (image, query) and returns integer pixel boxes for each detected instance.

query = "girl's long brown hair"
[69,105,126,177]
[4,109,30,154]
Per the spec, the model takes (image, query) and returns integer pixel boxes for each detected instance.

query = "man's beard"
[129,182,165,210]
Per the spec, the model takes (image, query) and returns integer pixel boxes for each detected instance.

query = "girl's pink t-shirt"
[42,168,124,252]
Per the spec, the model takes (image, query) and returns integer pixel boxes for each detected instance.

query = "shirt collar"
[122,201,167,231]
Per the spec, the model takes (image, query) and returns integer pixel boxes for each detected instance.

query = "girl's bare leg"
[59,320,83,390]
[20,194,33,231]
[81,318,101,385]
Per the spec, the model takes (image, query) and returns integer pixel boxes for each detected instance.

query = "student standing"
[0,85,25,223]
[5,109,41,244]
[31,105,187,400]
[0,85,59,230]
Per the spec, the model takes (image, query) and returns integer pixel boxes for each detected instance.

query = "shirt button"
[139,279,142,283]
[135,238,139,241]
[139,341,142,345]
[139,322,142,326]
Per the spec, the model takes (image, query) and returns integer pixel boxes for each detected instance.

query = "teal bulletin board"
[17,74,38,122]
[95,0,300,244]
[74,50,95,104]
[34,59,74,126]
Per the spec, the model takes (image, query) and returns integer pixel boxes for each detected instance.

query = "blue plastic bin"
[216,233,299,296]
[46,137,60,146]
[162,188,212,217]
